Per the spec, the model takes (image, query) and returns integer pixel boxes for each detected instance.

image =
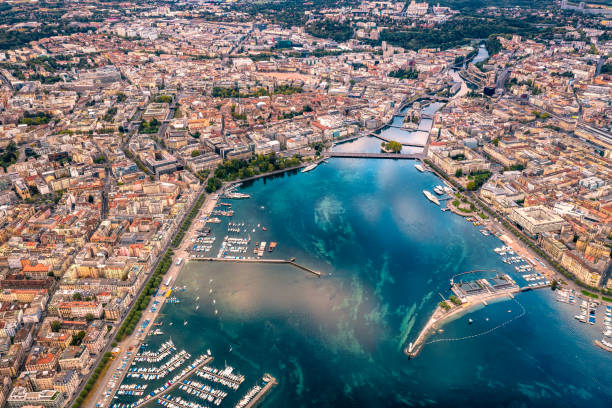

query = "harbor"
[112,157,611,407]
[112,329,278,408]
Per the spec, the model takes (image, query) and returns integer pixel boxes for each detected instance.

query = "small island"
[381,140,402,153]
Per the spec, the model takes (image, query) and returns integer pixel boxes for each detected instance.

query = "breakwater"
[190,257,322,277]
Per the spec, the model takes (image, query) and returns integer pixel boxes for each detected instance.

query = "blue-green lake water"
[119,159,611,408]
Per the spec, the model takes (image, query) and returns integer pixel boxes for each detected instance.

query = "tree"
[191,150,201,158]
[71,330,87,346]
[88,195,94,204]
[73,292,83,301]
[51,320,61,332]
[85,313,95,322]
[382,140,402,153]
[455,169,463,177]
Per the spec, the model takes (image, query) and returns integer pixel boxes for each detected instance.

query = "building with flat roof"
[6,387,64,408]
[509,205,565,236]
[427,144,490,176]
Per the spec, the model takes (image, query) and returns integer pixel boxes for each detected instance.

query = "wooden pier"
[190,257,322,277]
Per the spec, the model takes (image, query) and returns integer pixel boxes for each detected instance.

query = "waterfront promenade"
[89,190,220,408]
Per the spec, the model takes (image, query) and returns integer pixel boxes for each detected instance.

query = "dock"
[244,374,278,408]
[132,356,213,408]
[190,257,322,277]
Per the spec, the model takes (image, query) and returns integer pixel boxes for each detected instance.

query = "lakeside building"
[6,387,64,408]
[509,206,565,236]
[426,144,490,175]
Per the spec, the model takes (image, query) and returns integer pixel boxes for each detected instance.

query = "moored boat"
[301,163,318,173]
[423,190,440,205]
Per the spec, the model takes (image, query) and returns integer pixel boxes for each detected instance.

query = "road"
[496,68,511,90]
[0,69,14,91]
[595,55,606,77]
[88,188,219,408]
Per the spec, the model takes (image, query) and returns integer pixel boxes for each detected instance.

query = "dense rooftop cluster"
[0,1,610,407]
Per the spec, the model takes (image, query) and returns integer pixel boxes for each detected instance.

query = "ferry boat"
[301,163,318,173]
[423,190,440,205]
[415,163,425,172]
[225,192,250,199]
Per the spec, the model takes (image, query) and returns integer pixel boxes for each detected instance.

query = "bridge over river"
[324,152,423,160]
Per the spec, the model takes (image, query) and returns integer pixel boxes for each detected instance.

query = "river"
[334,102,443,155]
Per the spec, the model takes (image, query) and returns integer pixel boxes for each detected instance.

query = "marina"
[178,379,227,405]
[194,365,245,390]
[113,332,276,408]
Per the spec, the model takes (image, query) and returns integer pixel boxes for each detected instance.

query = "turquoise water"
[119,159,611,408]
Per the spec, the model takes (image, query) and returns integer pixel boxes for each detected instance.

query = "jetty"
[244,374,278,408]
[190,257,322,277]
[132,356,213,408]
